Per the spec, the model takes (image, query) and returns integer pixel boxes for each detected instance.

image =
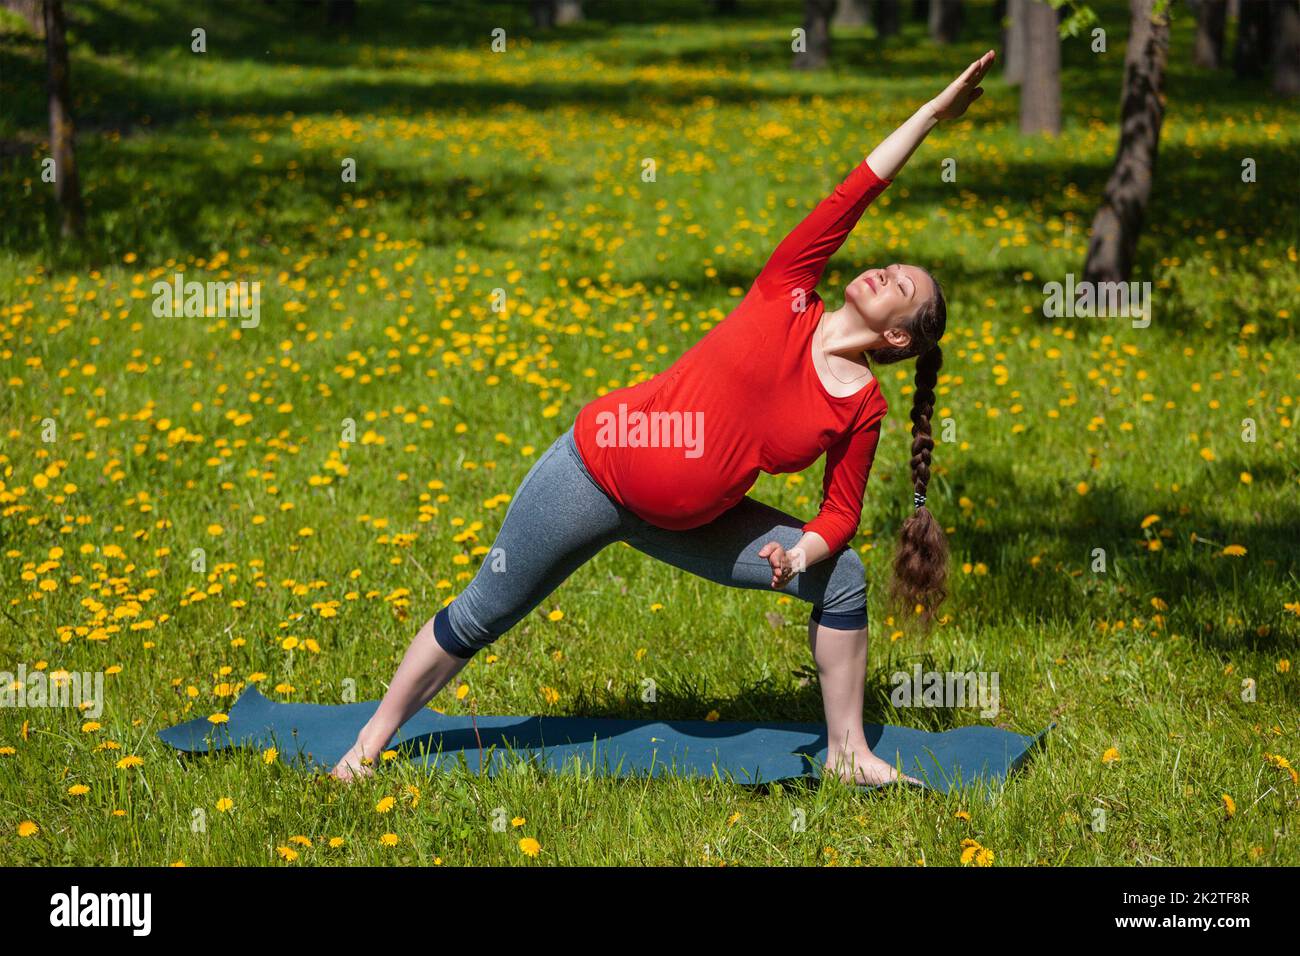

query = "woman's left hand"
[758,542,806,589]
[928,49,995,122]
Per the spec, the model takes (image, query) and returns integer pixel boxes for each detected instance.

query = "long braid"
[888,344,949,622]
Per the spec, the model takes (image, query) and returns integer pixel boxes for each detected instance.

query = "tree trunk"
[928,0,963,43]
[1004,0,1026,85]
[794,0,834,70]
[874,0,901,36]
[911,0,928,22]
[554,0,583,25]
[1234,0,1274,76]
[833,0,870,28]
[1274,0,1300,96]
[326,0,355,27]
[1083,0,1170,284]
[1019,0,1060,134]
[44,0,83,239]
[1191,0,1226,68]
[531,1,554,29]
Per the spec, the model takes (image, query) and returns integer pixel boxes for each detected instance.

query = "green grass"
[0,0,1296,866]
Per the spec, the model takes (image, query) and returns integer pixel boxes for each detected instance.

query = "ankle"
[355,722,393,759]
[825,736,869,758]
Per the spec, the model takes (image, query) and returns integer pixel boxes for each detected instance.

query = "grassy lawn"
[0,0,1296,866]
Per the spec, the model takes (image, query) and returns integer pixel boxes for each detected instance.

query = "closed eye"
[890,264,914,299]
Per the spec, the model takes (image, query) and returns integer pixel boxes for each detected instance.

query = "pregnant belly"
[611,446,758,531]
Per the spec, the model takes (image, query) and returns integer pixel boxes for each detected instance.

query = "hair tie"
[913,491,927,510]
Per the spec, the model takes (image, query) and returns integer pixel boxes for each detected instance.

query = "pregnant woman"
[332,52,994,786]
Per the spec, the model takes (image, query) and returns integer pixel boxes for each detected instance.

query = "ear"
[884,326,912,350]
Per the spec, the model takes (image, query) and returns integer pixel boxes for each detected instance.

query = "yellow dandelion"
[518,837,541,857]
[1221,794,1236,818]
[1221,545,1247,557]
[376,796,396,813]
[1101,747,1120,765]
[547,609,564,622]
[68,784,90,796]
[276,846,299,861]
[116,755,144,770]
[215,797,233,812]
[380,833,399,847]
[18,820,40,837]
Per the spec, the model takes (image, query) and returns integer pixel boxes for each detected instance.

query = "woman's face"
[843,263,933,344]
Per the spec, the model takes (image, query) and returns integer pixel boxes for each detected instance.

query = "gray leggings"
[433,425,869,658]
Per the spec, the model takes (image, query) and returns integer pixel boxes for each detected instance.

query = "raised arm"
[753,50,994,301]
[866,49,994,180]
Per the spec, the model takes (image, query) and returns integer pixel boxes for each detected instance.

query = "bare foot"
[825,748,924,788]
[329,739,382,782]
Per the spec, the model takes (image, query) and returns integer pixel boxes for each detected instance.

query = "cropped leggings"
[433,425,869,659]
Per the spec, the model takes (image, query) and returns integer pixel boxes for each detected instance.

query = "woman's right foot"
[329,739,383,782]
[824,747,924,788]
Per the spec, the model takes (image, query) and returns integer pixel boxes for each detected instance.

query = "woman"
[331,51,995,787]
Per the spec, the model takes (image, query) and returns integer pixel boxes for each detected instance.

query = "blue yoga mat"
[157,686,1054,794]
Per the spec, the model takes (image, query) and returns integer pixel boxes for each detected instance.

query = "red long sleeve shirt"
[573,159,892,554]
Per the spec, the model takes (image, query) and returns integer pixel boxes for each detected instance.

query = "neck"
[821,304,888,357]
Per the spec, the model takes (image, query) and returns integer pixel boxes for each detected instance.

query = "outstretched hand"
[929,49,995,122]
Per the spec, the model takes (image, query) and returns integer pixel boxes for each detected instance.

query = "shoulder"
[860,375,888,426]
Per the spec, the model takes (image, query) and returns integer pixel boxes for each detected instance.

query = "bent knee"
[813,547,867,628]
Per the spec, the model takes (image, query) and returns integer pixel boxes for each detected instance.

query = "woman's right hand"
[758,542,806,589]
[928,49,995,122]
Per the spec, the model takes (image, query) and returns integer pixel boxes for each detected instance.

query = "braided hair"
[864,271,950,623]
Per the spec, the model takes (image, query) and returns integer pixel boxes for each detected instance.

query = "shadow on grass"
[0,134,564,264]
